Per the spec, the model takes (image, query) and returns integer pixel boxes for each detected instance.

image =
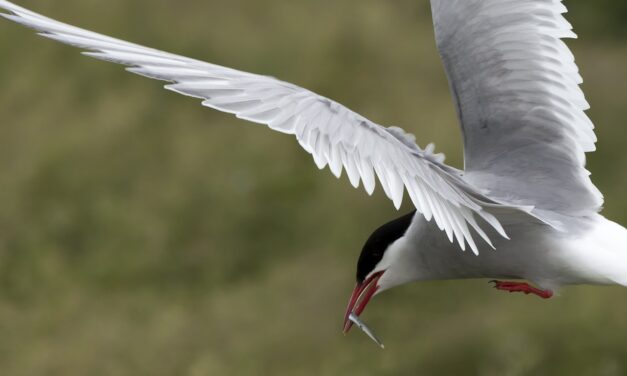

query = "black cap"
[356,211,416,283]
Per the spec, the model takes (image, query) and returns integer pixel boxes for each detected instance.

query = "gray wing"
[431,0,603,218]
[0,0,532,253]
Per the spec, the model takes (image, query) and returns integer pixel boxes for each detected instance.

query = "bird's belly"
[409,218,585,287]
[412,214,627,289]
[415,242,551,282]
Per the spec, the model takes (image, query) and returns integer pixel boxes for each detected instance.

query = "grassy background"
[0,0,626,375]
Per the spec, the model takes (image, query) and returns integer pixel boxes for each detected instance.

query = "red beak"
[343,271,384,334]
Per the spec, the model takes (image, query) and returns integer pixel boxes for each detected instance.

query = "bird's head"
[343,211,417,334]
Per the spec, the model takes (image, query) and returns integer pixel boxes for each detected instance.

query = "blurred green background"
[0,0,626,375]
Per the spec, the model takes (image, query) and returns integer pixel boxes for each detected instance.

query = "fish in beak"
[342,271,385,348]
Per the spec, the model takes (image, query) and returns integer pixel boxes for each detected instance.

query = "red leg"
[490,280,553,299]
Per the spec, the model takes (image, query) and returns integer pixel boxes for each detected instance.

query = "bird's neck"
[378,213,627,290]
[376,215,462,290]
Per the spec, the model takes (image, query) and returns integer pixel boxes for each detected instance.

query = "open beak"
[343,271,384,334]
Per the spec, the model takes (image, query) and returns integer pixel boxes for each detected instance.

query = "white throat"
[372,236,421,293]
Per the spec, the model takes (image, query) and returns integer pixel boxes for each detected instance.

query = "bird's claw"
[489,280,554,299]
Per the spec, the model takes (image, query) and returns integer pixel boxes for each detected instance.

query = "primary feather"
[0,0,543,254]
[431,0,603,220]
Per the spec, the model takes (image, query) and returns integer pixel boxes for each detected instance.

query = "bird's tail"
[565,216,627,287]
[595,217,627,287]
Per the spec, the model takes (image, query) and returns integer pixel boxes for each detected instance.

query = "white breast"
[388,214,627,290]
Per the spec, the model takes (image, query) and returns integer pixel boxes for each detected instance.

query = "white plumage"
[431,0,603,221]
[1,1,626,315]
[0,0,534,254]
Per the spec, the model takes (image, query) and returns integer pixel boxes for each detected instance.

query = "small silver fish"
[348,313,385,349]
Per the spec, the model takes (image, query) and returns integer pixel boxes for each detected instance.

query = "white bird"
[1,0,626,346]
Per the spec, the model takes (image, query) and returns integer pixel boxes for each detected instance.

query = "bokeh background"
[0,0,626,375]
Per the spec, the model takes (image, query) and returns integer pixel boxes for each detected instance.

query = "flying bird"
[1,0,626,346]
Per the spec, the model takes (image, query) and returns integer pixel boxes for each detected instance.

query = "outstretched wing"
[0,1,522,253]
[431,0,603,219]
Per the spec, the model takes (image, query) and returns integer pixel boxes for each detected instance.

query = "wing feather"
[0,0,530,253]
[431,0,603,218]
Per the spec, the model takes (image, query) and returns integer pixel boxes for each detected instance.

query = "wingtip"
[470,243,480,256]
[0,11,16,22]
[0,0,19,13]
[392,196,403,210]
